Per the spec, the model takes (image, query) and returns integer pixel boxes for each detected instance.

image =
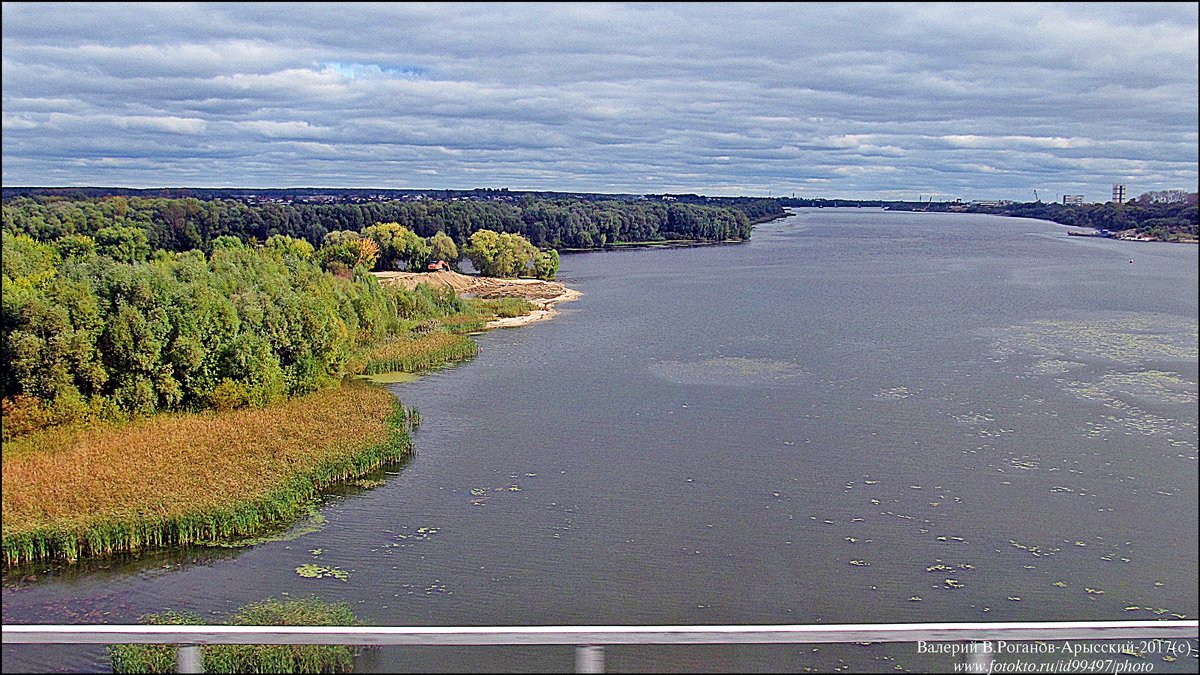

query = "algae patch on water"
[649,357,806,386]
[992,313,1199,366]
[358,371,421,385]
[990,313,1198,447]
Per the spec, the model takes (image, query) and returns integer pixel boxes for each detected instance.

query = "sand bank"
[372,270,581,329]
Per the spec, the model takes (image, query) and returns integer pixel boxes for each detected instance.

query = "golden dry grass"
[2,381,410,565]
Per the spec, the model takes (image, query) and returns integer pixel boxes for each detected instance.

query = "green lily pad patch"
[295,564,349,581]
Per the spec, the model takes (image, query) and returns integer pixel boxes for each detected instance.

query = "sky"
[2,2,1197,200]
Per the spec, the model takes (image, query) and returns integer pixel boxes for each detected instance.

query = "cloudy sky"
[2,2,1197,200]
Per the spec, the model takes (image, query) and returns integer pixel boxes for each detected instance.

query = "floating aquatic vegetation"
[394,526,439,542]
[1009,539,1060,557]
[927,561,974,573]
[352,478,386,489]
[309,549,323,556]
[424,580,450,595]
[989,316,1198,449]
[950,411,996,426]
[295,564,348,581]
[648,357,806,386]
[1086,588,1105,595]
[1009,457,1040,471]
[992,314,1199,366]
[358,371,420,385]
[1066,370,1198,407]
[874,386,915,400]
[1030,359,1085,375]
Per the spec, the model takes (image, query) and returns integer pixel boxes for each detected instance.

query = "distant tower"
[1112,184,1126,203]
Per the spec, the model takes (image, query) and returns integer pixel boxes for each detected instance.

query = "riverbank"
[1068,227,1198,243]
[2,274,559,567]
[2,383,413,566]
[373,270,582,329]
[558,237,749,253]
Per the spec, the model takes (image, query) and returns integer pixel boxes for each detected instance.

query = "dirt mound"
[373,270,479,293]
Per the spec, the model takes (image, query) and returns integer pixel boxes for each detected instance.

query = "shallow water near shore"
[4,209,1197,672]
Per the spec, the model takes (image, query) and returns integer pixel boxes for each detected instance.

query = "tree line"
[962,196,1198,241]
[2,195,755,260]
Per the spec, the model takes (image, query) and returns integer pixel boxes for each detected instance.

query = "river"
[3,209,1198,672]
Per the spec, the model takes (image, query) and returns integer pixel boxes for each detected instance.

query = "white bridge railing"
[4,620,1197,673]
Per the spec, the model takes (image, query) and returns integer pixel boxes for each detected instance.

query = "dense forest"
[876,192,1199,242]
[961,198,1199,241]
[1,194,759,257]
[1,231,476,435]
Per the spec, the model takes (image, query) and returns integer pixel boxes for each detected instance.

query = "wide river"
[3,209,1198,672]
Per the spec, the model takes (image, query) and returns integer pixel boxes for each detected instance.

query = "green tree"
[264,234,315,261]
[54,234,98,260]
[534,249,559,280]
[427,231,459,265]
[211,235,245,251]
[95,226,150,263]
[362,222,431,271]
[465,229,540,277]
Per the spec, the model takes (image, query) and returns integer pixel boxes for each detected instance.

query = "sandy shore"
[372,270,581,329]
[483,286,582,329]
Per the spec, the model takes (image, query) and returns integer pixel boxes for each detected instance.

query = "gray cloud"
[2,2,1196,199]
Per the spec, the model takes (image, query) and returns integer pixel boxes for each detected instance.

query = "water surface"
[4,209,1197,672]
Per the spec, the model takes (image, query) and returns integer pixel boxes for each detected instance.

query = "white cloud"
[1,2,1196,198]
[112,115,209,135]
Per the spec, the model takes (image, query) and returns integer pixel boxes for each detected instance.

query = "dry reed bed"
[2,382,411,566]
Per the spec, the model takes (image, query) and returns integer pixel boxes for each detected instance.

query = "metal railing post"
[176,644,202,674]
[575,644,604,673]
[964,641,993,673]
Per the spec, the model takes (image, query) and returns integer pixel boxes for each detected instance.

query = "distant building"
[1111,184,1126,203]
[1063,195,1084,206]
